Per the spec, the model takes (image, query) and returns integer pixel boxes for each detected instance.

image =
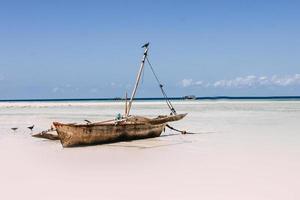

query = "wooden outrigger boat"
[52,43,187,147]
[54,114,186,147]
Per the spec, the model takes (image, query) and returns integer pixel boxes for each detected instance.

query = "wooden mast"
[126,43,149,116]
[124,91,128,116]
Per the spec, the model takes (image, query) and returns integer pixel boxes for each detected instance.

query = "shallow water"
[0,100,299,200]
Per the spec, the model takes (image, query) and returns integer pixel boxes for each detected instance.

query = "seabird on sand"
[27,125,35,131]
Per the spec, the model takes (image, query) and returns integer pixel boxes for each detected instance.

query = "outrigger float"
[33,43,187,147]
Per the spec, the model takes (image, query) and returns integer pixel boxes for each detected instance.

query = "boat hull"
[54,122,166,147]
[54,113,187,147]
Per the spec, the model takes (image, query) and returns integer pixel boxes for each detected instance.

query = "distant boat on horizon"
[183,95,197,100]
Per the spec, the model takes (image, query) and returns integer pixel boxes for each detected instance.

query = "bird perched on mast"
[141,42,149,48]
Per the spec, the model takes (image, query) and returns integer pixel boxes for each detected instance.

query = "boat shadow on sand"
[50,131,213,149]
[106,131,215,149]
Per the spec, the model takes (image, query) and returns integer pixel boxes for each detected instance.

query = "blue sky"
[0,0,299,99]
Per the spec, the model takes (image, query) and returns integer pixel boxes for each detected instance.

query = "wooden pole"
[124,92,128,116]
[126,44,149,116]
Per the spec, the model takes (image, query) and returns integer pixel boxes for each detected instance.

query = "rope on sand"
[166,124,201,135]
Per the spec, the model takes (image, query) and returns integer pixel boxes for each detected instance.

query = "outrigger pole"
[126,42,149,116]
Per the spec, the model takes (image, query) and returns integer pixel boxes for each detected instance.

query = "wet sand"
[0,101,299,200]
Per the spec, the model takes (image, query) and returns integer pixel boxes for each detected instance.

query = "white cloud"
[213,74,300,88]
[90,88,99,93]
[52,84,75,93]
[213,75,258,88]
[52,87,62,93]
[180,79,193,87]
[195,81,204,86]
[181,79,193,87]
[180,74,300,89]
[270,74,300,86]
[109,82,126,89]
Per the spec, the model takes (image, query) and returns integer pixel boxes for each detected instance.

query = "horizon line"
[1,96,300,102]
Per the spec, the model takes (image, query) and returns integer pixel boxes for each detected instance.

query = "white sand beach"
[0,100,299,200]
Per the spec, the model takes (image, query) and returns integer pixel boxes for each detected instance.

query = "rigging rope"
[146,57,177,115]
[166,124,204,135]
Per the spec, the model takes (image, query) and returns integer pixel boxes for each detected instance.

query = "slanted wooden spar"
[126,43,149,116]
[53,43,187,147]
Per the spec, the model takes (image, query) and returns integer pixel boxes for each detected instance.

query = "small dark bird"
[141,42,149,48]
[11,127,18,131]
[27,125,34,131]
[84,119,91,124]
